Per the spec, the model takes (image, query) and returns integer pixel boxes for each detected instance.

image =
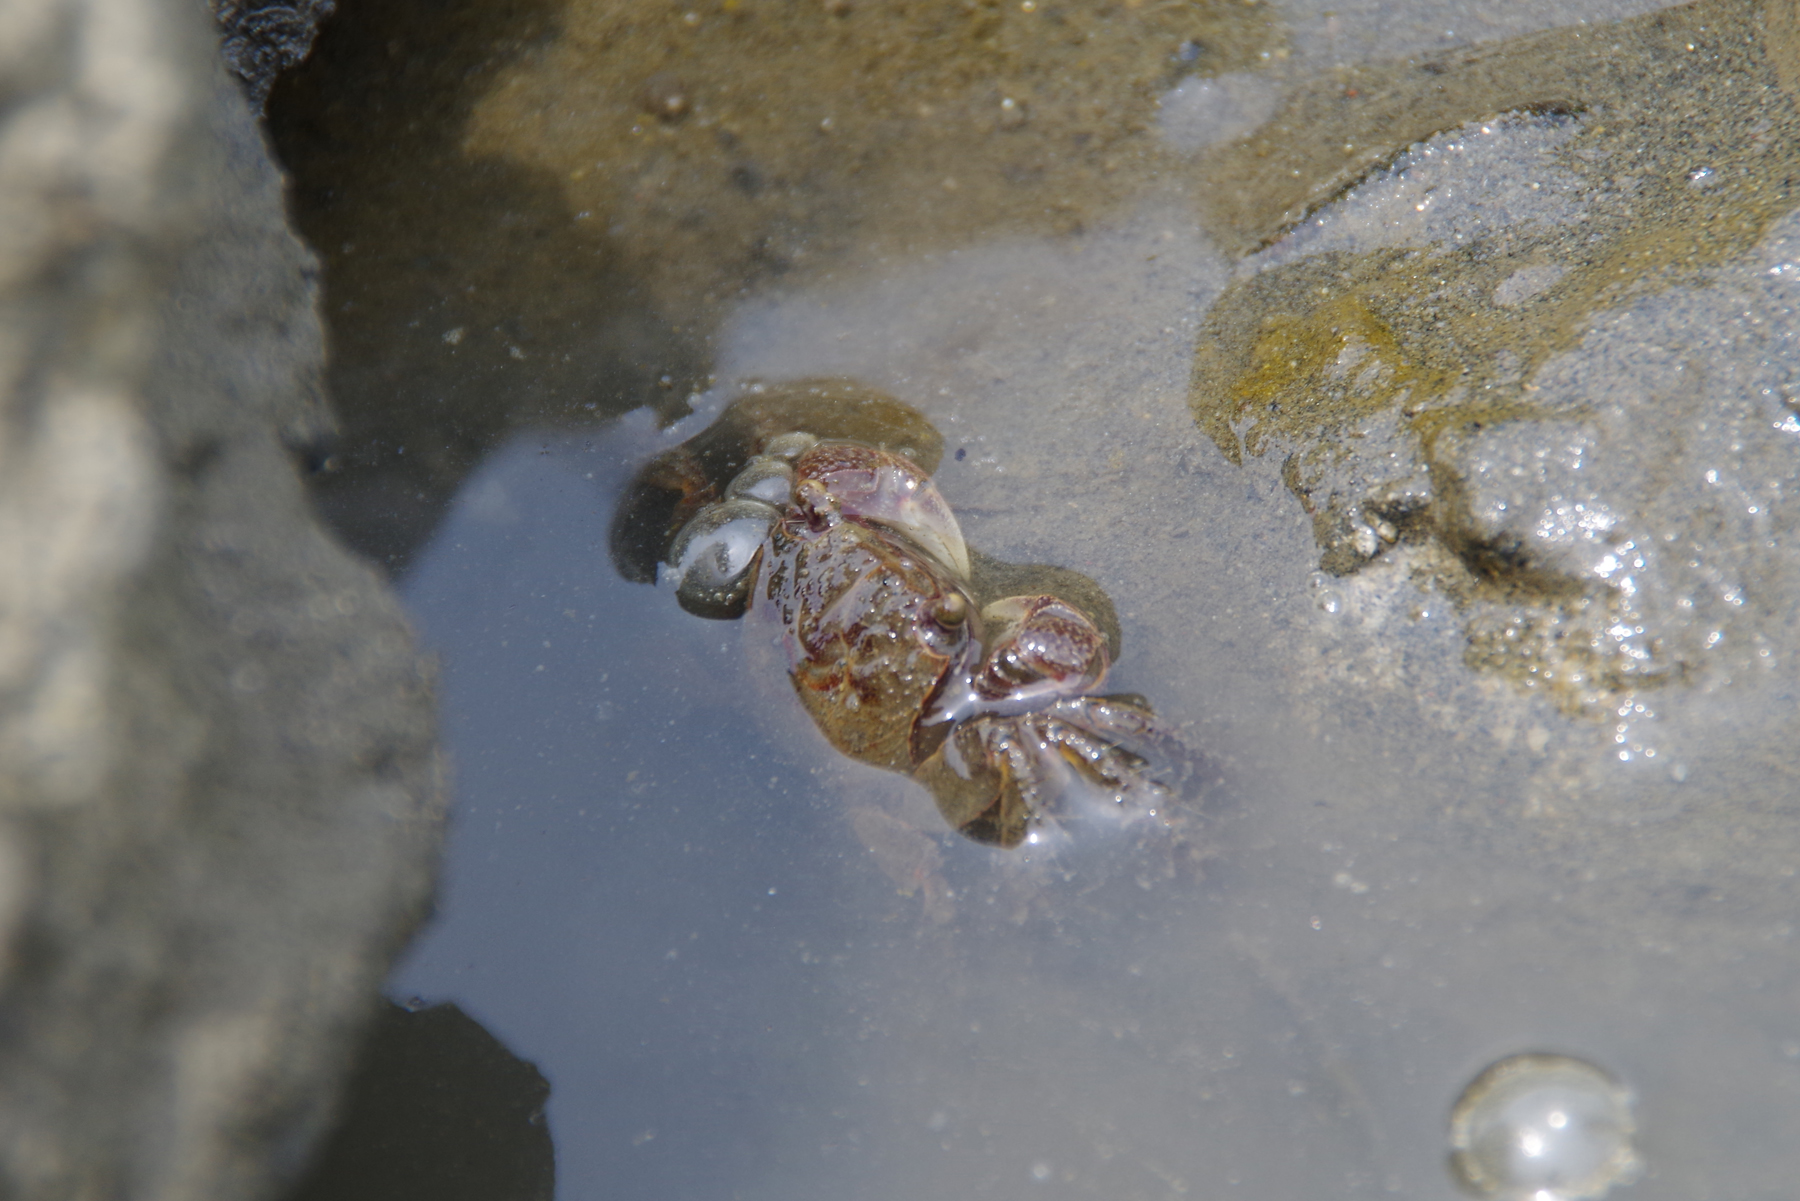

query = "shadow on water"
[283,1002,554,1201]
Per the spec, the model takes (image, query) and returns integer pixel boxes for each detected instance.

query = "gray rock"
[0,0,443,1198]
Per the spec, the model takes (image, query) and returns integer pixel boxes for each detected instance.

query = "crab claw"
[792,442,971,579]
[973,596,1111,717]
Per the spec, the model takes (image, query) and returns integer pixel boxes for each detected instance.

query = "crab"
[615,382,1202,847]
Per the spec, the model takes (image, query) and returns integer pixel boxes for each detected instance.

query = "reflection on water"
[276,0,1800,1194]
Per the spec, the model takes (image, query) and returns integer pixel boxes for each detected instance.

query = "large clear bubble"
[1448,1053,1641,1201]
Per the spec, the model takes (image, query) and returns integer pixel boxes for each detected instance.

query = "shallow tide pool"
[276,0,1800,1195]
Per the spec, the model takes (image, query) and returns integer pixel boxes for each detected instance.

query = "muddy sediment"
[267,0,1283,567]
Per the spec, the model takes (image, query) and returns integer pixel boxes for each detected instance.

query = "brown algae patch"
[1187,0,1800,715]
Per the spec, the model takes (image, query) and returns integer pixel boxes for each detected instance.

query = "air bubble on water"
[1307,571,1345,615]
[1448,1053,1641,1201]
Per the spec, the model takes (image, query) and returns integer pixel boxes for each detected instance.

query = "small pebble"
[640,72,689,122]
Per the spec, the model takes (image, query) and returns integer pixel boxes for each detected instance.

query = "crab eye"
[931,593,968,628]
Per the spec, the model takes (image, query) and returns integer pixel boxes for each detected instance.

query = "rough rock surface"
[1189,0,1800,720]
[214,0,336,110]
[0,1,443,1198]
